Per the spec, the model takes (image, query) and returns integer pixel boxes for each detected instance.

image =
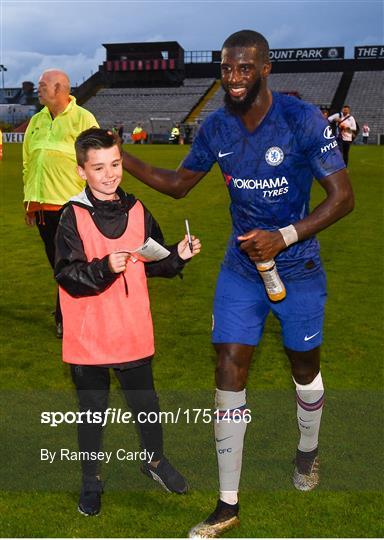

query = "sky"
[1,0,383,88]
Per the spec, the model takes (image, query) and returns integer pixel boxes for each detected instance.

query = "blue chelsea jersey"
[183,92,345,281]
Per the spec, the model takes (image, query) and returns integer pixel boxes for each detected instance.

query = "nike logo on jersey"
[218,151,234,158]
[304,331,320,342]
[215,436,233,443]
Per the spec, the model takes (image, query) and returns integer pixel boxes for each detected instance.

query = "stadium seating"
[269,72,342,105]
[83,78,215,135]
[344,71,384,143]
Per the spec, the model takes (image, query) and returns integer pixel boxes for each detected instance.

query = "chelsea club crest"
[265,147,284,166]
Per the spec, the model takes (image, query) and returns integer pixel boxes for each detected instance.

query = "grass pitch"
[0,143,383,538]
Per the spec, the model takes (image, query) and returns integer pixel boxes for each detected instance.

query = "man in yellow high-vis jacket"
[23,69,98,337]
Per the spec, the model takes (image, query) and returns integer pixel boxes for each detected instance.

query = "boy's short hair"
[75,127,121,166]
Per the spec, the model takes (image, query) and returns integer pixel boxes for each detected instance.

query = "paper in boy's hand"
[118,237,170,262]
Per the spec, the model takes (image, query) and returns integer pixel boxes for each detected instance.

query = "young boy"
[54,128,201,516]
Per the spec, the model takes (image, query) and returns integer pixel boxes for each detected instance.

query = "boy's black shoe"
[141,456,188,494]
[188,499,240,538]
[78,477,103,516]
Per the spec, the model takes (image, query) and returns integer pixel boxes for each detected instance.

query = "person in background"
[169,123,180,144]
[320,107,330,120]
[328,105,357,166]
[362,123,370,144]
[131,123,147,144]
[23,69,98,338]
[113,124,124,141]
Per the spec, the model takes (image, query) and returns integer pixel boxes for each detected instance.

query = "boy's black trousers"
[70,360,163,480]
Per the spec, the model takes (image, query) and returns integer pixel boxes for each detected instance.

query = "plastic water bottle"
[256,259,286,302]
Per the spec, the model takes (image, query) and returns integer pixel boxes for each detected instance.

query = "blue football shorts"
[212,265,327,352]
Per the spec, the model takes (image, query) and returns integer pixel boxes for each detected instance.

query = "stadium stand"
[196,86,224,120]
[344,71,384,143]
[269,72,342,106]
[83,78,215,137]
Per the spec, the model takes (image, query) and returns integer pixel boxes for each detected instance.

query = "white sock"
[215,388,247,505]
[294,372,324,453]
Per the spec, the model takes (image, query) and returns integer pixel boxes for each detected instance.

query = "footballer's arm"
[296,168,355,237]
[239,169,355,262]
[122,151,206,199]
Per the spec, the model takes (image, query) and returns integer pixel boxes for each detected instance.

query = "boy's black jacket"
[55,186,187,298]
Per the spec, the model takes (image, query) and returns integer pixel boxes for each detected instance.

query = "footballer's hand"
[108,252,129,273]
[25,213,36,227]
[177,235,201,260]
[238,229,285,262]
